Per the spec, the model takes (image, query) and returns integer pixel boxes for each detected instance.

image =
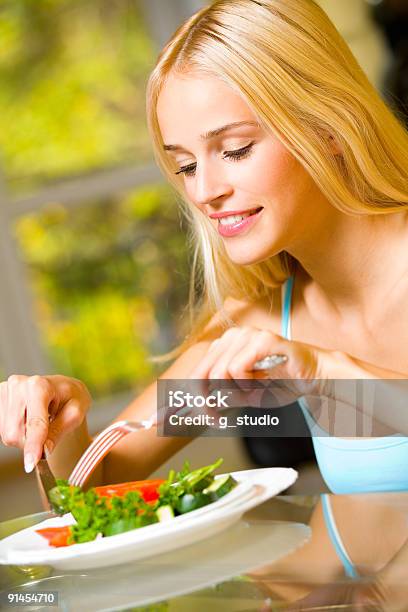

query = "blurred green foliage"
[0,0,156,190]
[14,185,190,396]
[2,1,191,397]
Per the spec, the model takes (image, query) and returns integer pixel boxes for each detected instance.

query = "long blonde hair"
[146,0,408,356]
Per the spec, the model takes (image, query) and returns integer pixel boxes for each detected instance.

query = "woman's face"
[157,73,330,265]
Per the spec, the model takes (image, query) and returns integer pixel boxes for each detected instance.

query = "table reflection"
[0,494,407,611]
[251,493,408,611]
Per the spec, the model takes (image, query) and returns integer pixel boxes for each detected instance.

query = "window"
[13,184,190,398]
[0,0,202,404]
[1,0,156,194]
[0,0,386,401]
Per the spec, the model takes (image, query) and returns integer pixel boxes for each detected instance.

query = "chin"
[226,246,281,266]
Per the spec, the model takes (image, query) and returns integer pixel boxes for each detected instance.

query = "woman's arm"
[249,498,347,603]
[46,338,216,485]
[188,327,408,435]
[251,495,408,609]
[319,351,408,435]
[0,299,239,486]
[3,311,407,484]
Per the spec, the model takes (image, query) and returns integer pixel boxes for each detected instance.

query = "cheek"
[183,181,202,212]
[181,180,192,200]
[259,150,314,215]
[236,142,303,199]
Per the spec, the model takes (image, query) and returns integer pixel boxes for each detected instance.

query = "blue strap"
[321,494,359,579]
[281,276,294,340]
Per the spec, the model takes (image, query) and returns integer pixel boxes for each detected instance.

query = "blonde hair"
[146,0,408,356]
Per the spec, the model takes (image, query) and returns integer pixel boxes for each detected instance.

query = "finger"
[2,375,27,449]
[228,331,289,379]
[46,397,84,452]
[188,333,233,380]
[230,338,307,405]
[24,376,54,472]
[208,329,255,380]
[47,398,60,422]
[188,336,248,423]
[189,328,246,380]
[204,331,270,412]
[203,332,256,409]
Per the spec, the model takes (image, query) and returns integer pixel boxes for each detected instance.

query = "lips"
[215,207,264,238]
[209,206,263,220]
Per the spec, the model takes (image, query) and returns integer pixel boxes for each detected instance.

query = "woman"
[1,0,408,490]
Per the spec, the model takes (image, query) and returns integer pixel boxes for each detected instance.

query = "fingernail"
[44,440,55,457]
[24,453,35,474]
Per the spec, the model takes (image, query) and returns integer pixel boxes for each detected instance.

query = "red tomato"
[36,526,72,547]
[94,479,165,503]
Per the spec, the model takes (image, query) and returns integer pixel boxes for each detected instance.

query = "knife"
[35,451,58,514]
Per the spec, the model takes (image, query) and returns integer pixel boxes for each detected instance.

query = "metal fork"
[68,354,288,488]
[68,416,157,488]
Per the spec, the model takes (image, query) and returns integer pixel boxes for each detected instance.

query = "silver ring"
[252,354,288,371]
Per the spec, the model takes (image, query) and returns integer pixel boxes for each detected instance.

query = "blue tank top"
[281,276,408,494]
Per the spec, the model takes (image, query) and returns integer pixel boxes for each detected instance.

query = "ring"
[252,354,288,371]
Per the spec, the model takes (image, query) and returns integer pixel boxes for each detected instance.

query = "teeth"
[219,213,249,226]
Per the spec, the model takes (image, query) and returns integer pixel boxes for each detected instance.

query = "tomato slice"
[94,479,165,503]
[36,526,72,547]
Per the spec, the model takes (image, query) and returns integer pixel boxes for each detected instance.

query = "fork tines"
[69,423,128,488]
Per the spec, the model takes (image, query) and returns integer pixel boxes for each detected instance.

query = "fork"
[68,416,157,488]
[68,354,288,488]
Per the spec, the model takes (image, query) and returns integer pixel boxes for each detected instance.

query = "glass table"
[1,493,407,611]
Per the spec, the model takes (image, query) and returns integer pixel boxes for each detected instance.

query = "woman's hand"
[186,327,335,418]
[0,374,92,473]
[188,326,328,381]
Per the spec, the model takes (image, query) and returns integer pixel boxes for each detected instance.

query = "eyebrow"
[163,121,259,151]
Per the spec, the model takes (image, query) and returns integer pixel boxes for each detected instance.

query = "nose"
[192,164,233,209]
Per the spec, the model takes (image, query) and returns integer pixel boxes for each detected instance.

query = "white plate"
[0,468,297,570]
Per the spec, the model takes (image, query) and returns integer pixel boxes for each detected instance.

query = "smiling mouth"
[216,207,263,226]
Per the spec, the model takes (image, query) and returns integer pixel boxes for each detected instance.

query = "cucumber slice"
[190,474,214,492]
[156,505,175,522]
[104,518,138,536]
[203,475,237,501]
[177,492,211,514]
[182,458,223,492]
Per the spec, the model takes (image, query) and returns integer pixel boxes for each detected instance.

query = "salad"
[36,458,237,547]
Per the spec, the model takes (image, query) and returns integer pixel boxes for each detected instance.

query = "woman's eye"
[222,141,255,162]
[174,142,255,177]
[175,163,197,177]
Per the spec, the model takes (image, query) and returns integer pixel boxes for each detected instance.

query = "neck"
[287,206,408,314]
